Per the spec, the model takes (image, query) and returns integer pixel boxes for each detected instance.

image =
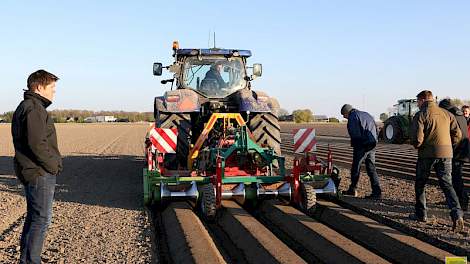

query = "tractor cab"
[153,42,262,99]
[391,99,419,118]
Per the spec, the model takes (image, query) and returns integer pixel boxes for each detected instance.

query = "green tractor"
[382,99,419,144]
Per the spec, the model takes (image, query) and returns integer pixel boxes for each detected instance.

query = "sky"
[1,1,469,119]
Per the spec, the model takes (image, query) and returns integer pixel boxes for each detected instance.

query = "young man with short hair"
[410,90,463,232]
[12,69,62,264]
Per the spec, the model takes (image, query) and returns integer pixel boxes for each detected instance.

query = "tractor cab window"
[182,57,246,97]
[397,101,419,116]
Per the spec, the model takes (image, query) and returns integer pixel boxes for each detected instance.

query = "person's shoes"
[343,189,358,197]
[409,213,427,223]
[460,196,469,212]
[453,217,464,232]
[365,193,382,200]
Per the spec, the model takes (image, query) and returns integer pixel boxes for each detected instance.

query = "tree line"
[0,110,155,123]
[278,108,340,123]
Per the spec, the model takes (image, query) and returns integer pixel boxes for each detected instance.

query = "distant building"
[66,117,78,122]
[84,117,97,123]
[116,118,129,122]
[313,115,329,122]
[279,114,294,122]
[96,116,117,122]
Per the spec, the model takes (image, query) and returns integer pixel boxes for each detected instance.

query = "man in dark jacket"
[341,104,382,199]
[410,90,463,232]
[439,99,469,210]
[462,105,470,136]
[12,70,62,264]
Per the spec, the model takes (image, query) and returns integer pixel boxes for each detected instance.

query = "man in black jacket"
[439,99,469,210]
[12,70,62,264]
[341,104,382,199]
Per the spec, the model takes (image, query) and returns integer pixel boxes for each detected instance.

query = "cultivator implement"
[144,113,340,219]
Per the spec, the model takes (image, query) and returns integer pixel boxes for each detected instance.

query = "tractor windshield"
[397,101,419,116]
[182,57,247,97]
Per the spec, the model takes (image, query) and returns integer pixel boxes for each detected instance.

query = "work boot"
[460,194,469,212]
[343,189,358,197]
[409,213,427,223]
[453,217,464,233]
[365,193,382,200]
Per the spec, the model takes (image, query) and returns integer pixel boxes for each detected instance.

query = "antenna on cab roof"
[213,32,216,48]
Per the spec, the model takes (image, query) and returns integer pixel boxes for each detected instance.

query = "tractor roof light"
[190,49,199,55]
[172,41,179,50]
[232,50,240,57]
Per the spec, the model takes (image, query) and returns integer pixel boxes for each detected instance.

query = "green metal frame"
[143,124,336,206]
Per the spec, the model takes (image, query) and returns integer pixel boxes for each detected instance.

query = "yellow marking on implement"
[188,113,248,169]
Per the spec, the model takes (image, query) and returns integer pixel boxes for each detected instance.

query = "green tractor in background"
[381,99,419,144]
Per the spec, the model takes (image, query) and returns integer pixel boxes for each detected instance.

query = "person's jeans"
[349,146,381,195]
[20,173,56,264]
[415,158,463,220]
[452,160,468,209]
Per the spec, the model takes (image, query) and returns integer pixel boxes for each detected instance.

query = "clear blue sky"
[1,1,469,119]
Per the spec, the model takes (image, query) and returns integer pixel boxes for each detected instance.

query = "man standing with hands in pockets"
[12,70,62,264]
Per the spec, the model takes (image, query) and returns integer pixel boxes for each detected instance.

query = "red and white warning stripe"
[149,128,178,154]
[293,128,317,153]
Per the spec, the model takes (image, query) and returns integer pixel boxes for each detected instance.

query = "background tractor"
[381,99,419,144]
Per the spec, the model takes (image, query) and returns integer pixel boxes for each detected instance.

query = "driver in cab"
[203,61,227,89]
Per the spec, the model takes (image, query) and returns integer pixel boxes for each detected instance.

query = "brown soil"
[0,123,153,263]
[279,122,469,254]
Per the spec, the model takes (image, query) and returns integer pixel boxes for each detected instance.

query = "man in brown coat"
[410,90,464,232]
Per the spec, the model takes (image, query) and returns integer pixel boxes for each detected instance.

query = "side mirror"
[153,63,163,76]
[253,63,262,77]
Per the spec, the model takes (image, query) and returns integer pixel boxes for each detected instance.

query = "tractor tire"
[248,113,281,155]
[383,116,406,144]
[299,183,317,216]
[157,112,191,169]
[199,183,217,221]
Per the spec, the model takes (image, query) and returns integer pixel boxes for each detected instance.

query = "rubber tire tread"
[300,183,317,216]
[157,112,191,169]
[383,116,405,144]
[248,113,281,155]
[199,183,217,221]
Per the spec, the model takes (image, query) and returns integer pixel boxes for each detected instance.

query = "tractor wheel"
[156,112,191,169]
[199,183,217,221]
[383,116,406,144]
[248,113,281,155]
[299,183,317,216]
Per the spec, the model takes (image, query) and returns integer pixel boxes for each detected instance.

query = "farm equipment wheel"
[156,112,191,169]
[199,183,217,221]
[383,116,405,144]
[299,183,317,216]
[248,113,281,155]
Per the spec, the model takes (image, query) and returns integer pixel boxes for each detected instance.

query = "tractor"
[382,99,419,144]
[143,41,340,220]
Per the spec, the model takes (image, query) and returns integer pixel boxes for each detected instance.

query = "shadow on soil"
[0,155,144,211]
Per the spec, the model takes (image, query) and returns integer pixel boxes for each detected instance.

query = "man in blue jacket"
[341,104,382,199]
